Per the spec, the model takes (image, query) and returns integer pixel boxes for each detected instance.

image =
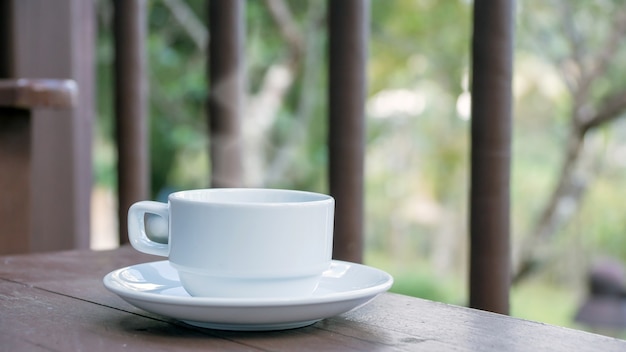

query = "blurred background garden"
[91,0,626,337]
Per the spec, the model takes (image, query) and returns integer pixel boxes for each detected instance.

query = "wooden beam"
[469,0,514,314]
[113,0,150,244]
[207,0,245,188]
[328,0,369,263]
[11,0,94,252]
[0,79,77,108]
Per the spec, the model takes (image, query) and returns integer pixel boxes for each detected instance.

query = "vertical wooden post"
[11,0,94,252]
[207,0,244,188]
[328,0,369,263]
[114,0,149,244]
[469,0,514,314]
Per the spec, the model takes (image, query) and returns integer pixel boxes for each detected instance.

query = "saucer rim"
[103,259,394,308]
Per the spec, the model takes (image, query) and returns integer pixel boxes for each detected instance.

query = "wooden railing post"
[328,0,369,263]
[207,0,245,188]
[8,0,93,252]
[113,0,149,244]
[469,0,515,314]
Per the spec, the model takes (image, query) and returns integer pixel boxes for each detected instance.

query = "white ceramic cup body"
[128,188,334,298]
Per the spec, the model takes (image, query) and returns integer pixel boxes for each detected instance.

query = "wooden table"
[1,246,625,351]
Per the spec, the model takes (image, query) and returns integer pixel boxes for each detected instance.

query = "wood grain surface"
[1,246,625,351]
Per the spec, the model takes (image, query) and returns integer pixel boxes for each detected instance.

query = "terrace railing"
[0,0,513,315]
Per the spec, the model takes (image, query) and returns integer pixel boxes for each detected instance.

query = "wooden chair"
[0,79,77,254]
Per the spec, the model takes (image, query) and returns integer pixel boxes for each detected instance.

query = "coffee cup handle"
[128,201,170,257]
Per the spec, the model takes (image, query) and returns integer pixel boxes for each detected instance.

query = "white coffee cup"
[128,188,335,298]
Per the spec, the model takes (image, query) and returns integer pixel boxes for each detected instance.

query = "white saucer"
[103,260,393,331]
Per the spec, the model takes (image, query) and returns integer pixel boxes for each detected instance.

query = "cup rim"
[167,188,334,206]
